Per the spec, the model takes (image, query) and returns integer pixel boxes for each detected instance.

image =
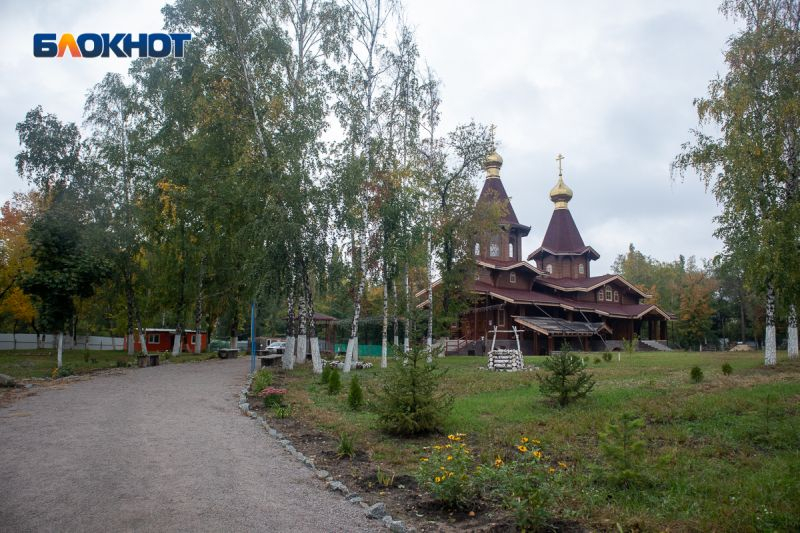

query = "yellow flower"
[433,445,442,450]
[532,450,543,459]
[558,461,568,468]
[517,445,528,453]
[494,456,504,467]
[435,476,441,483]
[548,467,556,474]
[446,455,453,461]
[440,466,446,471]
[520,436,529,443]
[420,457,428,462]
[532,439,541,445]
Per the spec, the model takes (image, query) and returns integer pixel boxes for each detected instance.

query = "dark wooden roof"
[470,280,670,320]
[477,177,531,236]
[513,316,611,337]
[528,208,599,260]
[535,274,650,297]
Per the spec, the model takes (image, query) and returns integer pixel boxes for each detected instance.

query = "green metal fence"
[333,343,383,357]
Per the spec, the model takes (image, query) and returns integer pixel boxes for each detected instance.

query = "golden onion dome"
[484,151,503,178]
[549,174,573,209]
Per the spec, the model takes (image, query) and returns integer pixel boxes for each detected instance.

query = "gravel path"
[0,358,380,532]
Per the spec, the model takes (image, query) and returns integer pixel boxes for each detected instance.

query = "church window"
[598,290,604,301]
[578,263,585,275]
[614,291,619,302]
[605,287,613,301]
[474,242,480,256]
[489,236,500,257]
[546,264,553,274]
[509,272,516,284]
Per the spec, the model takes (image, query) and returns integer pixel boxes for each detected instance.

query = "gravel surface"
[0,358,381,533]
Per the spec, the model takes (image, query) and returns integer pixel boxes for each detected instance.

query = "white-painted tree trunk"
[345,225,368,373]
[57,331,63,368]
[765,283,777,366]
[296,334,307,364]
[283,336,295,370]
[172,328,182,356]
[127,333,135,355]
[788,304,798,360]
[381,274,389,368]
[230,335,237,349]
[138,330,148,356]
[310,338,322,373]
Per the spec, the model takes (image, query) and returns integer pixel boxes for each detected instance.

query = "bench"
[257,354,282,368]
[217,348,240,359]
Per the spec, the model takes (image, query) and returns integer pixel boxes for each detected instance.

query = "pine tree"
[537,344,595,407]
[347,375,364,410]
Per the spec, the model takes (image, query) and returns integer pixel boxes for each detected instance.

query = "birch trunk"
[302,270,323,374]
[296,282,307,364]
[426,232,433,363]
[124,272,135,355]
[172,325,182,356]
[134,301,148,356]
[57,331,63,368]
[194,257,206,354]
[392,280,399,348]
[381,271,389,368]
[127,333,135,356]
[765,283,777,366]
[404,269,410,353]
[284,281,296,370]
[344,223,367,373]
[788,304,798,360]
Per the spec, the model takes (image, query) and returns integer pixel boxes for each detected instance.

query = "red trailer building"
[123,328,208,353]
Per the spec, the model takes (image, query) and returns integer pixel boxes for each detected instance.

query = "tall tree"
[672,0,800,365]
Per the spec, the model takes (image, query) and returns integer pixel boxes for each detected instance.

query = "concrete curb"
[239,372,414,533]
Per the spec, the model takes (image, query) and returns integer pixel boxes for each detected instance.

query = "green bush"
[327,368,342,395]
[594,357,602,364]
[374,345,452,435]
[598,413,649,488]
[537,344,596,407]
[273,404,292,418]
[691,366,704,383]
[320,364,332,384]
[347,374,364,410]
[602,351,612,362]
[252,368,273,394]
[722,362,733,375]
[52,365,74,378]
[337,433,356,459]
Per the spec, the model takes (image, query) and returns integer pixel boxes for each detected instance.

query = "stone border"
[238,372,413,533]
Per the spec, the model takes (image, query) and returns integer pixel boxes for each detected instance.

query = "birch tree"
[672,0,800,366]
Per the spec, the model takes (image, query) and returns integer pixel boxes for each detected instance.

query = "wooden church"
[443,150,671,355]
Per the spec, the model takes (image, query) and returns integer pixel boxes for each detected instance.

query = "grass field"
[276,351,800,531]
[0,349,216,379]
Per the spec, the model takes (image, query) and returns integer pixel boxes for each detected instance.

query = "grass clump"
[537,344,595,407]
[374,345,452,435]
[602,351,612,362]
[337,433,356,459]
[347,374,364,410]
[252,368,274,394]
[327,368,342,395]
[691,365,704,383]
[722,362,733,375]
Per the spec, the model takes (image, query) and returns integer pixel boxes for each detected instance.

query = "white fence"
[0,333,125,351]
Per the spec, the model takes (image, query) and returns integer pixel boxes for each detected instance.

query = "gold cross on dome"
[556,153,565,175]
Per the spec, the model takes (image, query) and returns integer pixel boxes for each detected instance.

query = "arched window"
[508,241,514,258]
[474,242,480,256]
[578,263,585,275]
[509,272,516,284]
[605,287,613,301]
[614,291,619,302]
[546,264,553,274]
[489,236,500,257]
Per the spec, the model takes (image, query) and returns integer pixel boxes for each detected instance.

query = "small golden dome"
[485,151,503,178]
[549,174,573,209]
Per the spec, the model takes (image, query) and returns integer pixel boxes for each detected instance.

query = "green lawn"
[0,349,217,379]
[278,351,800,531]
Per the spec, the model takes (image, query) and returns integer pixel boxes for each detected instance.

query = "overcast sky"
[0,0,739,273]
